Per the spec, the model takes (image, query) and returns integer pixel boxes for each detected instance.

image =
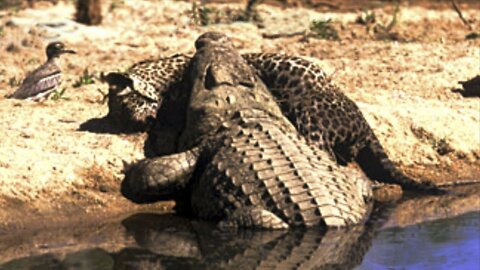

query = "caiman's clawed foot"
[122,149,199,203]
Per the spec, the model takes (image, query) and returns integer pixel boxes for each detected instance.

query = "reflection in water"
[116,213,378,270]
[0,248,114,270]
[0,186,479,270]
[0,213,379,270]
[357,211,480,270]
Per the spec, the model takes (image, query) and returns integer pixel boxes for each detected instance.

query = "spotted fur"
[243,53,369,163]
[104,54,190,131]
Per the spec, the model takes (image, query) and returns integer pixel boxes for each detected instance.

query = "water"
[0,192,479,270]
[357,211,480,270]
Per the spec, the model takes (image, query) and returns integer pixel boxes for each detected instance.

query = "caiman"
[122,32,373,229]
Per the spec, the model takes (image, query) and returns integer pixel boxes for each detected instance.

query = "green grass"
[50,87,67,101]
[8,76,20,87]
[309,19,339,40]
[374,0,401,40]
[109,0,125,12]
[190,1,263,27]
[432,138,453,156]
[73,69,95,88]
[26,58,40,65]
[355,10,376,26]
[355,1,403,41]
[465,32,480,40]
[191,1,214,26]
[0,0,22,10]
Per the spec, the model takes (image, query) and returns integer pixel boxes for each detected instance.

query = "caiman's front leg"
[122,148,200,202]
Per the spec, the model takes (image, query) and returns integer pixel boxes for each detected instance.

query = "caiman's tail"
[355,131,446,195]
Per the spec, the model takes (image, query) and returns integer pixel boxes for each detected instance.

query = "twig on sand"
[451,0,473,30]
[262,31,306,39]
[308,1,340,9]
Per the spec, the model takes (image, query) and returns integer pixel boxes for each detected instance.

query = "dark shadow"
[79,115,160,161]
[451,75,480,97]
[78,115,127,134]
[451,88,480,98]
[78,110,151,135]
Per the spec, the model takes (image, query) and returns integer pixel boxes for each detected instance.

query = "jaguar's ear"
[121,159,134,173]
[102,72,134,95]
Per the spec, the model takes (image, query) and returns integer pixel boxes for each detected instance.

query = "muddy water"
[0,186,478,270]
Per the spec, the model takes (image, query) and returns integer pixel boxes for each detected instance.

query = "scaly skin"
[123,32,372,229]
[186,109,371,228]
[105,51,443,194]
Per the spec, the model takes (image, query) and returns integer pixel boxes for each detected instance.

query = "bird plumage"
[10,60,62,101]
[8,41,75,101]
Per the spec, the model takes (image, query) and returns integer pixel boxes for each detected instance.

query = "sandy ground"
[0,0,479,231]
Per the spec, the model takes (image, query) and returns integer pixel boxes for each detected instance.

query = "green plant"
[383,0,400,33]
[432,138,453,156]
[374,0,401,40]
[240,0,263,23]
[309,19,339,40]
[0,0,22,10]
[355,10,376,26]
[191,1,213,26]
[465,32,480,40]
[50,87,67,101]
[8,76,20,87]
[200,6,212,26]
[109,0,124,12]
[190,0,264,27]
[73,68,95,88]
[26,58,40,65]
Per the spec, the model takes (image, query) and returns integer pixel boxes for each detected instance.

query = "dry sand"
[0,0,479,232]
